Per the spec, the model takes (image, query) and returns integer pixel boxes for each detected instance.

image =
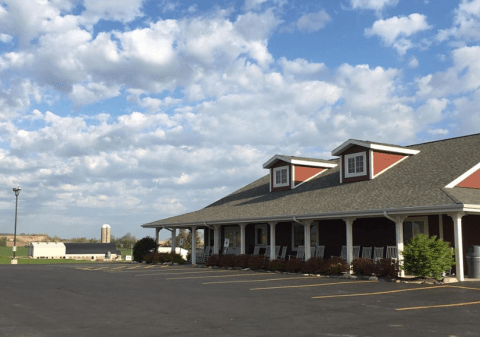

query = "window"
[291,224,319,251]
[225,227,241,248]
[344,152,366,178]
[255,224,268,246]
[273,166,289,187]
[403,217,429,244]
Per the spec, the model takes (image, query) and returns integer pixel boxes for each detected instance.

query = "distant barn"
[29,242,121,260]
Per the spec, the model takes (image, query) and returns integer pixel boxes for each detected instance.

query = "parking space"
[3,264,480,336]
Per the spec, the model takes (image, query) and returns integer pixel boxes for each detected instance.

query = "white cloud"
[365,13,432,54]
[0,33,12,43]
[350,0,399,12]
[438,0,480,43]
[409,57,419,68]
[82,0,145,24]
[294,10,332,32]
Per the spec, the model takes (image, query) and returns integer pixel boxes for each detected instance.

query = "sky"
[0,0,479,241]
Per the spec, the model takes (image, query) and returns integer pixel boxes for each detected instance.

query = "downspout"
[383,211,396,223]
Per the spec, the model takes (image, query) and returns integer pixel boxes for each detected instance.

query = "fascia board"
[141,204,466,228]
[290,159,337,168]
[445,162,480,188]
[331,139,360,156]
[263,155,290,169]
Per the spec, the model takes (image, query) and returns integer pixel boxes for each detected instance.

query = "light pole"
[12,187,21,262]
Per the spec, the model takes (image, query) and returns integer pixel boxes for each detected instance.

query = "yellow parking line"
[448,285,480,291]
[204,276,319,285]
[251,280,376,291]
[396,301,480,311]
[167,273,269,280]
[312,285,448,299]
[135,270,230,277]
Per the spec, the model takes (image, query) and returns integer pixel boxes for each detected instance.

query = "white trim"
[263,155,337,169]
[339,156,343,184]
[273,166,289,188]
[291,165,295,189]
[293,169,326,189]
[344,152,367,178]
[372,155,408,179]
[332,139,420,156]
[369,150,373,180]
[445,162,480,188]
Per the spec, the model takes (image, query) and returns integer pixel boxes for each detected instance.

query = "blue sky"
[0,0,479,241]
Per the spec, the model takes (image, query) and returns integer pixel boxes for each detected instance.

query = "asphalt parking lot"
[1,264,480,337]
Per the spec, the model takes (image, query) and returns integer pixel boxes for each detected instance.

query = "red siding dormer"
[446,163,480,189]
[332,139,419,184]
[263,155,337,192]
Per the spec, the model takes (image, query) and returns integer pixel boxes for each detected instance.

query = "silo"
[101,224,110,243]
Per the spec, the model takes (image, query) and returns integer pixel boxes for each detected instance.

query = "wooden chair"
[278,246,287,260]
[362,247,372,260]
[202,246,211,263]
[386,246,398,261]
[253,246,260,256]
[310,247,315,259]
[264,246,271,259]
[315,245,325,259]
[352,246,361,260]
[289,246,305,260]
[332,245,347,260]
[373,247,384,263]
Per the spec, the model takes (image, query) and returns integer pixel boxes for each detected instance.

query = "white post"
[452,212,465,281]
[191,226,197,265]
[344,218,354,271]
[155,228,161,253]
[439,214,444,240]
[269,222,277,260]
[304,220,312,261]
[240,224,246,255]
[395,216,406,277]
[171,228,176,254]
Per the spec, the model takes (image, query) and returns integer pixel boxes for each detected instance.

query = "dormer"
[446,162,480,189]
[263,155,337,192]
[331,139,420,184]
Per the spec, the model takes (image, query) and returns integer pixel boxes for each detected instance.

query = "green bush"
[285,258,305,273]
[375,258,400,278]
[402,234,455,280]
[324,257,349,274]
[268,259,286,272]
[143,253,186,264]
[132,237,156,263]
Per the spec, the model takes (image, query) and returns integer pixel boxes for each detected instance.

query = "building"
[29,242,121,260]
[142,134,480,281]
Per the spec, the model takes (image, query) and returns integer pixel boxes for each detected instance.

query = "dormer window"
[273,166,289,187]
[345,152,366,178]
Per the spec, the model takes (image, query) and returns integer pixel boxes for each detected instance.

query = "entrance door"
[224,227,241,254]
[403,217,428,245]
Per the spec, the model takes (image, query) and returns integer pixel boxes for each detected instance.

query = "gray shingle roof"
[144,134,480,227]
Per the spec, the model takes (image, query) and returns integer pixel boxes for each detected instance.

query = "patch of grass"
[0,257,96,265]
[0,246,29,258]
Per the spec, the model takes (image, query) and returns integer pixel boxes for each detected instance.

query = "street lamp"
[12,187,21,262]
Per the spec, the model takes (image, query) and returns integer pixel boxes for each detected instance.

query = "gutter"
[383,211,396,223]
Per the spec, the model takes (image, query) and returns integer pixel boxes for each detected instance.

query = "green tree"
[0,237,6,247]
[402,234,455,280]
[133,236,156,262]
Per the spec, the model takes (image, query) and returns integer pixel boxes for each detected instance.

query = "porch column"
[171,227,176,254]
[451,212,465,281]
[191,226,197,265]
[344,218,354,270]
[269,222,277,260]
[239,224,247,255]
[304,220,313,260]
[394,216,407,277]
[213,225,221,255]
[155,227,161,253]
[439,214,444,240]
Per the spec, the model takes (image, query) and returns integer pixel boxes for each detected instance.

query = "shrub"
[248,255,268,270]
[206,254,220,267]
[234,254,251,268]
[218,255,236,268]
[374,258,400,278]
[324,257,349,274]
[285,258,305,273]
[143,252,186,264]
[352,258,375,275]
[402,234,455,280]
[268,259,287,272]
[132,236,156,263]
[304,257,325,274]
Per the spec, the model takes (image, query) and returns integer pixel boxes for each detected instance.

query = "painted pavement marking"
[135,270,232,277]
[204,276,319,285]
[166,273,271,280]
[312,285,449,299]
[251,280,376,291]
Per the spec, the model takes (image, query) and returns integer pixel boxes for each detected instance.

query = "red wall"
[294,166,325,186]
[456,168,480,189]
[373,151,405,176]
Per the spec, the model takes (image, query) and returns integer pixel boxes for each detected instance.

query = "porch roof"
[143,134,480,228]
